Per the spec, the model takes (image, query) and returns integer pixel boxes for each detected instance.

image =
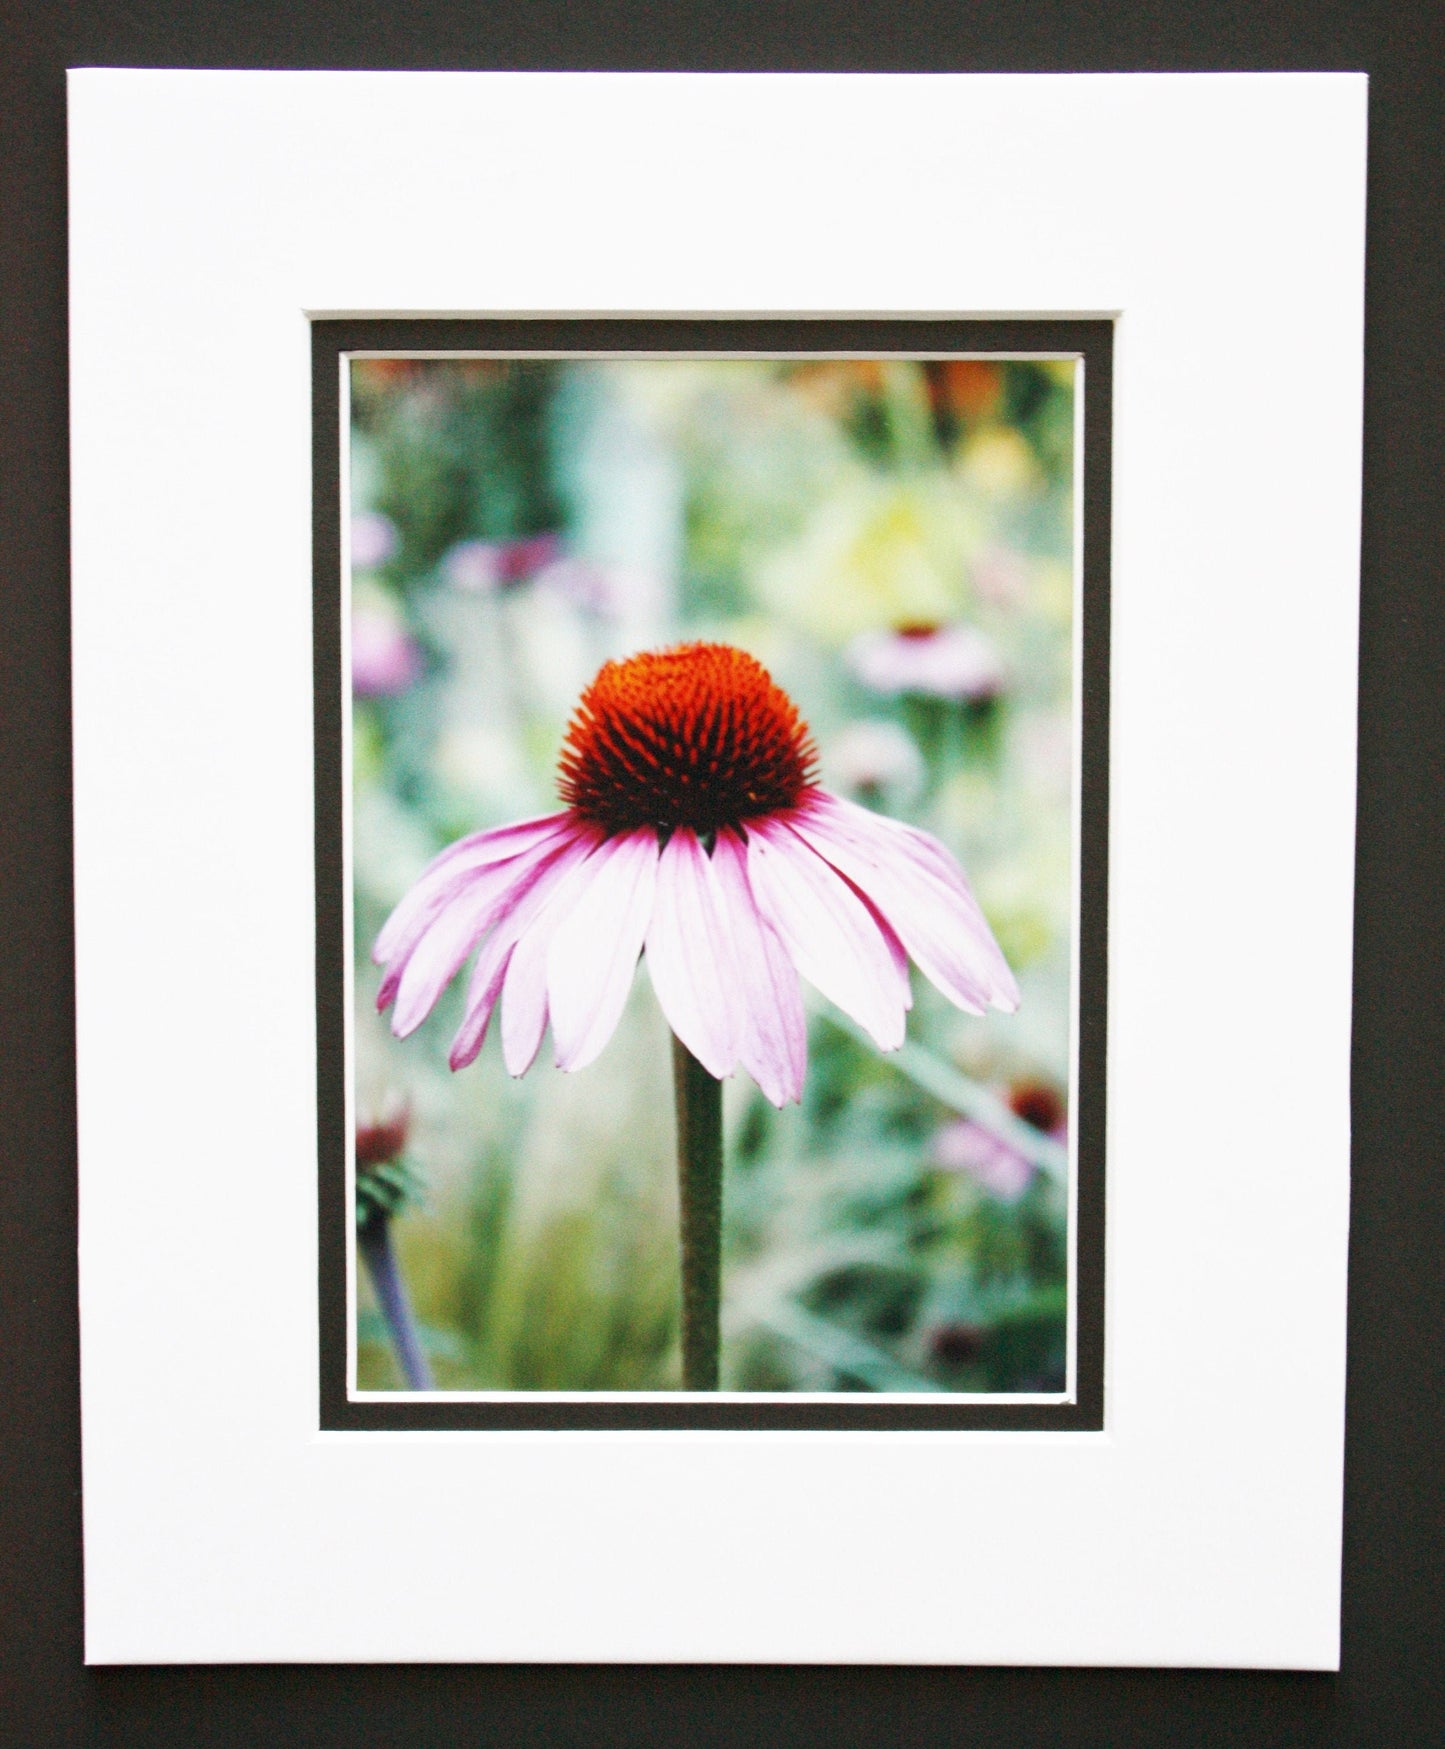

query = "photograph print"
[317,319,1109,1429]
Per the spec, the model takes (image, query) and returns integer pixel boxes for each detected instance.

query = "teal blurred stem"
[672,1034,724,1391]
[359,1215,435,1391]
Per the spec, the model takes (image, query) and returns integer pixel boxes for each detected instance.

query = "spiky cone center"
[557,642,818,835]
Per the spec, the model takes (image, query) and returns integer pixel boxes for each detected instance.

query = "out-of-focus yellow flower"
[1033,556,1075,625]
[956,426,1040,503]
[784,360,888,420]
[760,477,983,643]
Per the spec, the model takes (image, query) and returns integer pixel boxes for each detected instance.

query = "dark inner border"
[314,317,1111,1432]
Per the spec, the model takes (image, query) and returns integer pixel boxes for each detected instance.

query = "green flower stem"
[672,1033,724,1391]
[359,1214,435,1390]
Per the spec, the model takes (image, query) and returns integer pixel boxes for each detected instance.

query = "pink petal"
[802,789,969,897]
[499,844,606,1077]
[446,941,516,1071]
[387,882,495,1038]
[644,828,740,1081]
[421,808,576,876]
[934,1119,1033,1201]
[791,791,1020,1013]
[375,859,509,1014]
[378,832,574,1025]
[547,828,660,1073]
[385,833,576,1037]
[804,792,1009,973]
[745,819,910,1051]
[375,867,480,994]
[786,815,990,1015]
[863,889,912,986]
[499,933,552,1077]
[448,830,601,1070]
[711,830,806,1106]
[373,811,574,965]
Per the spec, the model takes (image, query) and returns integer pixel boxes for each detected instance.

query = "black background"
[2,4,1440,1744]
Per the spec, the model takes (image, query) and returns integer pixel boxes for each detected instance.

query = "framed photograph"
[316,318,1110,1434]
[69,69,1364,1667]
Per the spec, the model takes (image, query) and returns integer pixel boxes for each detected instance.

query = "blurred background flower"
[847,622,1006,703]
[824,718,925,808]
[932,1078,1067,1204]
[442,532,563,593]
[351,588,422,698]
[351,509,398,573]
[348,354,1076,1395]
[355,1093,412,1172]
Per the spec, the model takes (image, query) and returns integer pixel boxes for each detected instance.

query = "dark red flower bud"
[929,1322,987,1366]
[1007,1080,1066,1136]
[355,1100,411,1169]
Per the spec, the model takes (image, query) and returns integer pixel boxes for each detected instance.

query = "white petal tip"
[552,1036,604,1074]
[689,1045,738,1082]
[502,1035,545,1078]
[857,1020,908,1053]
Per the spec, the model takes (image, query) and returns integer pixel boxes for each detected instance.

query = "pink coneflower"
[848,621,1006,704]
[373,642,1017,1109]
[933,1078,1066,1203]
[442,532,563,593]
[351,602,422,698]
[373,640,1017,1388]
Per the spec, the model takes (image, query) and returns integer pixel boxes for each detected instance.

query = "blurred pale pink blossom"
[933,1080,1065,1203]
[847,622,1006,703]
[443,532,563,593]
[826,719,924,805]
[970,546,1031,611]
[1017,715,1074,801]
[350,511,398,573]
[352,602,422,698]
[533,555,622,616]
